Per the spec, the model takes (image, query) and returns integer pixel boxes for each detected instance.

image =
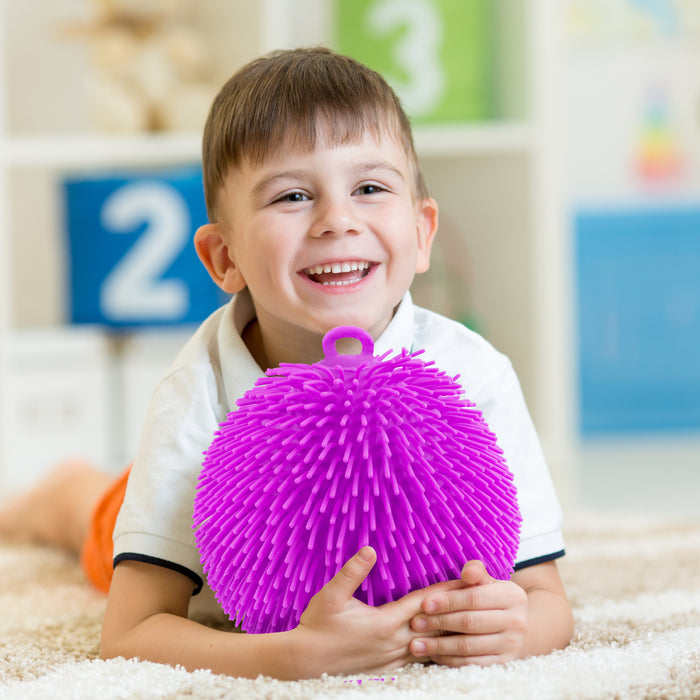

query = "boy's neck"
[241,300,401,372]
[242,319,327,372]
[241,319,269,371]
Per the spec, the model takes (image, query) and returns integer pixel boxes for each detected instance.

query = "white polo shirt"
[113,290,564,603]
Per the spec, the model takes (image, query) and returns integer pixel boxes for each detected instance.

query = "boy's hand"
[293,546,462,678]
[408,560,529,667]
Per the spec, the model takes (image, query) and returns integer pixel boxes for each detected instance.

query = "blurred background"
[0,0,698,516]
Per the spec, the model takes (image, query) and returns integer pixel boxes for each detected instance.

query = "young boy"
[0,48,573,679]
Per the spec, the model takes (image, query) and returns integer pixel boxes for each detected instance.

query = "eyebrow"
[251,169,313,201]
[250,160,407,200]
[357,160,407,184]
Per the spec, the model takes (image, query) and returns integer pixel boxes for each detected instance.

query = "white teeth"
[323,279,357,286]
[304,261,370,276]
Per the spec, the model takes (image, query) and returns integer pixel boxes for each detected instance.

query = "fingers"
[409,632,511,666]
[412,609,510,636]
[383,562,494,620]
[419,562,502,617]
[386,578,465,619]
[460,560,494,586]
[318,546,376,609]
[419,578,487,618]
[408,574,530,666]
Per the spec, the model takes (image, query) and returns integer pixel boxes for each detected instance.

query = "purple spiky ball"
[193,326,521,634]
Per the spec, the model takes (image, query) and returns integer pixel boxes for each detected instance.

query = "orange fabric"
[80,466,132,594]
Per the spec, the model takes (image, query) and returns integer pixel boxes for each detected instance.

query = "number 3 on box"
[368,0,445,117]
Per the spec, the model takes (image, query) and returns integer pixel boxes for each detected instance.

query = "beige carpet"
[1,511,700,699]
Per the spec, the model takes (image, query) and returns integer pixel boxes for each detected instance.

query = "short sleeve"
[470,357,565,567]
[112,362,222,586]
[111,297,263,590]
[409,305,565,568]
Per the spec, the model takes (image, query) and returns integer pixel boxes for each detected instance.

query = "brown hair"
[201,47,428,221]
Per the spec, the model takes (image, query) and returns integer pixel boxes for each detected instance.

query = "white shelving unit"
[0,0,575,504]
[4,133,203,168]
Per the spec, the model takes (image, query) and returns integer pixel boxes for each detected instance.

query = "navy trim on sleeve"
[113,553,204,595]
[513,550,565,572]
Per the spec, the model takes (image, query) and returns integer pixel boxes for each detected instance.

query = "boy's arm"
[408,560,574,666]
[101,547,459,679]
[101,560,299,679]
[511,561,574,656]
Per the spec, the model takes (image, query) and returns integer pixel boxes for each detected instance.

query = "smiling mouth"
[301,261,374,286]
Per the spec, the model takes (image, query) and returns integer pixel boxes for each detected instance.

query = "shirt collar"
[374,291,416,357]
[219,289,265,404]
[220,288,417,402]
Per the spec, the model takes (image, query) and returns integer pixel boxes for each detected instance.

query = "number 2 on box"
[99,181,190,321]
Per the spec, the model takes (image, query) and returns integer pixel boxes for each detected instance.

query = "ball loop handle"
[322,326,375,362]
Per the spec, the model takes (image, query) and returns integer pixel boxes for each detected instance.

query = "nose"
[309,194,362,238]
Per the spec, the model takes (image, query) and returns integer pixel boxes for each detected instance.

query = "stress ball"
[193,326,521,633]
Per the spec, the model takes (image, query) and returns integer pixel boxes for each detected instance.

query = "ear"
[414,197,439,274]
[194,223,246,294]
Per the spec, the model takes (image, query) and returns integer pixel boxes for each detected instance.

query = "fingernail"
[425,600,438,613]
[413,641,426,654]
[413,616,427,630]
[358,546,374,562]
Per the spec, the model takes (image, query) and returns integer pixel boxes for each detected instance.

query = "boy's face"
[195,129,438,348]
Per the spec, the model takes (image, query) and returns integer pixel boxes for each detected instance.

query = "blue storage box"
[576,205,700,435]
[63,166,227,327]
